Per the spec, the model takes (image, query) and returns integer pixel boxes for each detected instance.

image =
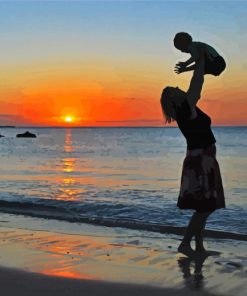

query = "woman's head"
[160,86,186,124]
[173,32,192,52]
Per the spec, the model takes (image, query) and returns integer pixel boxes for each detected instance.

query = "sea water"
[0,127,246,236]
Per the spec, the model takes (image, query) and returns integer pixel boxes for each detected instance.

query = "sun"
[64,116,74,123]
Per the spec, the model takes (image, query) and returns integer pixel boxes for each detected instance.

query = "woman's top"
[175,99,216,150]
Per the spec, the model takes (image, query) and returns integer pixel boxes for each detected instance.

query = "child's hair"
[173,32,192,50]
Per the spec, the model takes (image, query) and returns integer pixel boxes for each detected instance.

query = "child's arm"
[175,47,204,74]
[180,44,200,67]
[174,63,196,74]
[186,60,205,119]
[183,56,196,67]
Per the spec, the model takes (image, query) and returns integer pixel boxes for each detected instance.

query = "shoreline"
[0,213,246,296]
[0,208,246,241]
[1,126,247,129]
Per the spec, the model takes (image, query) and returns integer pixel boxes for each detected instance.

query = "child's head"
[173,32,192,52]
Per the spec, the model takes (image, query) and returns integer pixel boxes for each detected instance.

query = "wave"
[0,199,247,242]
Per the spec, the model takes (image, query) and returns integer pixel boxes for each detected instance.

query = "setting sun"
[64,116,73,123]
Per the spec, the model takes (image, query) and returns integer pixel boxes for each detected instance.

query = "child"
[174,32,226,76]
[173,32,226,119]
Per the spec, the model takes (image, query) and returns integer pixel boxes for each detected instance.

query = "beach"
[1,0,247,294]
[1,213,247,296]
[0,127,246,295]
[0,267,214,296]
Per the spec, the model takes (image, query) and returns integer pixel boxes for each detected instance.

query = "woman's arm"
[186,59,205,118]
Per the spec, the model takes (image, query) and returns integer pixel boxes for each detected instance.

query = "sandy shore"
[0,266,216,296]
[0,213,246,296]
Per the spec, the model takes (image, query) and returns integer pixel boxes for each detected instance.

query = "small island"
[16,131,37,138]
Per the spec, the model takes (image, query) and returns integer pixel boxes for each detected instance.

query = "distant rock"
[0,134,4,138]
[16,131,36,138]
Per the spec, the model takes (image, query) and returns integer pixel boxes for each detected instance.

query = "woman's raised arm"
[186,59,205,118]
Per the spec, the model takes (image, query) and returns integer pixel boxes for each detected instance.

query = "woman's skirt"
[177,144,225,213]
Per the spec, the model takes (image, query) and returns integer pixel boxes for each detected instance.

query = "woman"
[160,86,225,256]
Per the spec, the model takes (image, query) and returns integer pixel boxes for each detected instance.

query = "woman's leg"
[178,211,211,250]
[181,211,202,245]
[194,211,212,252]
[178,211,204,256]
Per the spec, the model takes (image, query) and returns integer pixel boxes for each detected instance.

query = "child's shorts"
[204,55,226,76]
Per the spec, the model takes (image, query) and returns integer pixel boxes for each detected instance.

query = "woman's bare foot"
[178,242,195,257]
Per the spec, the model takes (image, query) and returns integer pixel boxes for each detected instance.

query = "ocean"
[0,127,246,237]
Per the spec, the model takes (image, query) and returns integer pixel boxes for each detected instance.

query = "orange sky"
[0,59,246,127]
[0,2,246,127]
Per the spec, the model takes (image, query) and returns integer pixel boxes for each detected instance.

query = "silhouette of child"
[173,32,226,119]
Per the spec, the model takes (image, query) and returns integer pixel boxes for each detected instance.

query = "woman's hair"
[160,87,186,124]
[173,32,192,50]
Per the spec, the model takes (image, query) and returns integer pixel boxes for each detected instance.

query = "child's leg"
[204,56,226,76]
[213,56,226,76]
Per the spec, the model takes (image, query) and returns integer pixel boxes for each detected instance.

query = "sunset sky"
[0,0,246,126]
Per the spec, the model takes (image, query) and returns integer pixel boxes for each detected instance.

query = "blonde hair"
[160,87,186,124]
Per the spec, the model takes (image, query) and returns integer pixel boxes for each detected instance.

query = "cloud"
[125,97,137,101]
[95,119,162,123]
[0,114,29,125]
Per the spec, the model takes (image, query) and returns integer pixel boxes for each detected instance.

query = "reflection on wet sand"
[177,254,208,290]
[0,222,247,295]
[42,268,95,280]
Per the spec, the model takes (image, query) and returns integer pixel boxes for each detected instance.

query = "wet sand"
[0,213,246,296]
[0,265,217,296]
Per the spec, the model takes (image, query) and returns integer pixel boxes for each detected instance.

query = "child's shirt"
[188,41,220,63]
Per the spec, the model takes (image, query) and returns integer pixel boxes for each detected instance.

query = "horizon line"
[1,125,247,129]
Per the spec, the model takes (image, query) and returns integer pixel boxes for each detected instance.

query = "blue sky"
[0,1,246,126]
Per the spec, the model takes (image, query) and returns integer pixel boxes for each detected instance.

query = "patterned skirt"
[177,144,225,213]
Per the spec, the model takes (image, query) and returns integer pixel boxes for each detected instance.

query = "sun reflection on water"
[62,158,75,173]
[56,129,79,201]
[64,128,74,153]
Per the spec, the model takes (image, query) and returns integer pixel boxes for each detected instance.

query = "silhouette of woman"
[160,86,225,256]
